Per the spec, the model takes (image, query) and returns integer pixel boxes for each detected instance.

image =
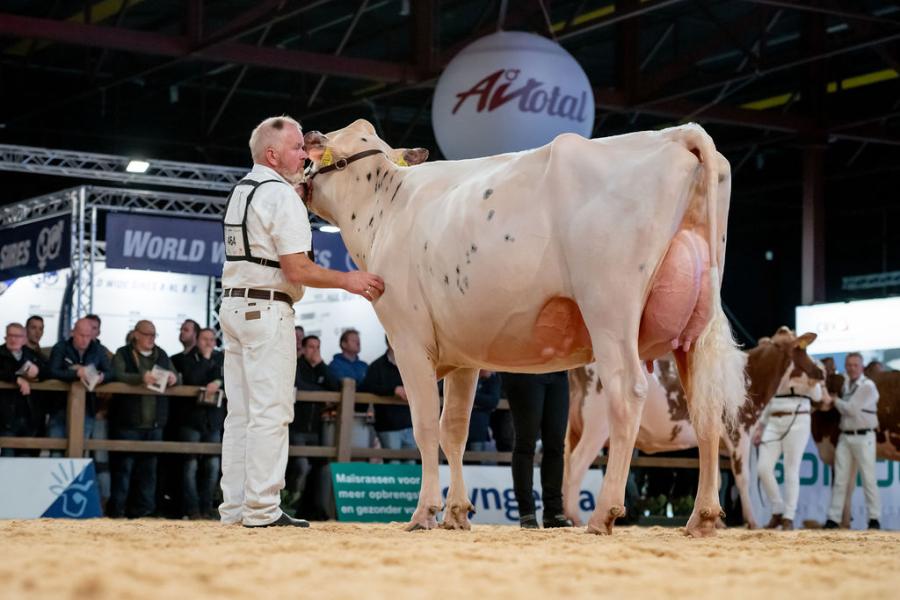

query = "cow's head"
[302,119,428,223]
[767,326,824,381]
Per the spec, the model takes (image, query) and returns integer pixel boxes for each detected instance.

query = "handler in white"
[219,116,384,528]
[754,363,824,530]
[825,352,881,530]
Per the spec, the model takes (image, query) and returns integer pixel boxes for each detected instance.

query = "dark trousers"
[506,372,569,518]
[108,427,163,518]
[178,426,222,516]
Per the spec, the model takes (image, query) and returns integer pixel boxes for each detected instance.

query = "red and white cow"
[304,119,745,536]
[565,327,826,528]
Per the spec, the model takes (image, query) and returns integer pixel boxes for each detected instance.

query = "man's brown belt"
[771,410,810,417]
[223,288,293,305]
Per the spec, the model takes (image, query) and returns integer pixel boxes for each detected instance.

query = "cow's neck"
[333,162,409,272]
[746,345,791,413]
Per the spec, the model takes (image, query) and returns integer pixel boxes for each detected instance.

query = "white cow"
[303,119,746,536]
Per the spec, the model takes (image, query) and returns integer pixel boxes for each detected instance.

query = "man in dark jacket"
[0,323,45,456]
[46,318,112,446]
[361,338,414,460]
[109,319,178,518]
[171,327,224,519]
[467,371,501,455]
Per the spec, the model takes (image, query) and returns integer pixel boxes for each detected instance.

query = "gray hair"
[249,115,302,162]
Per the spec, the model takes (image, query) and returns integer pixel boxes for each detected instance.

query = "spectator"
[287,335,337,514]
[505,372,572,529]
[0,323,44,456]
[171,327,224,520]
[295,326,305,355]
[361,337,414,460]
[467,371,501,455]
[178,319,201,354]
[108,319,178,518]
[328,329,368,386]
[25,315,47,357]
[46,318,112,445]
[825,352,881,530]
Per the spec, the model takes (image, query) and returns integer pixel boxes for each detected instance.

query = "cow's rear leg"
[674,349,725,538]
[723,424,757,529]
[439,368,479,530]
[564,390,608,525]
[585,344,647,535]
[392,346,443,531]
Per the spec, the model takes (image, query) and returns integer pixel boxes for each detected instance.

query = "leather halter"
[308,148,383,181]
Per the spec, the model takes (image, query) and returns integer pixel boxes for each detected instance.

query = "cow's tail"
[676,124,746,435]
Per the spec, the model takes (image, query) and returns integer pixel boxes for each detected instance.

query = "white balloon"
[432,31,595,160]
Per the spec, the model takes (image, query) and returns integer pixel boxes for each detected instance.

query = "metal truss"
[0,187,77,227]
[842,270,900,291]
[0,144,246,192]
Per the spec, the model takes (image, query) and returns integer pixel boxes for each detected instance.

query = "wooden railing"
[0,380,729,469]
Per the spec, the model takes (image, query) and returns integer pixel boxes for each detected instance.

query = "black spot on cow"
[504,234,515,242]
[463,276,469,290]
[470,243,478,253]
[487,209,495,221]
[379,210,383,218]
[355,176,360,182]
[390,181,403,203]
[351,212,356,221]
[455,265,460,274]
[361,137,367,142]
[376,167,381,177]
[443,274,449,285]
[413,304,418,311]
[639,263,645,272]
[368,216,374,227]
[483,189,493,200]
[367,172,372,181]
[722,235,726,243]
[424,241,428,252]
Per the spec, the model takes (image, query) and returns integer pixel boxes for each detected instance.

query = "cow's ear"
[402,148,429,165]
[350,119,376,135]
[796,332,817,350]
[757,336,772,345]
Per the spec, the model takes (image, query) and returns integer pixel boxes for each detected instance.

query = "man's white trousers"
[218,297,296,526]
[827,430,881,523]
[758,413,810,520]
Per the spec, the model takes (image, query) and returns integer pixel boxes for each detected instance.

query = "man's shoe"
[868,519,881,530]
[780,517,794,531]
[823,520,840,529]
[543,514,574,528]
[765,514,783,529]
[244,513,310,528]
[519,514,540,529]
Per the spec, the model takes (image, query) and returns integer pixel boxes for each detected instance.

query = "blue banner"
[0,215,70,280]
[312,230,357,272]
[105,213,224,277]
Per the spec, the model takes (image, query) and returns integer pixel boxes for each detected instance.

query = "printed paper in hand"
[147,365,173,393]
[81,364,102,392]
[15,360,35,377]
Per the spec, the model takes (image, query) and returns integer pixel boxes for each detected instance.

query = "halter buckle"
[334,158,348,171]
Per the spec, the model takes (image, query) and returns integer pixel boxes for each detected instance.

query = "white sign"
[796,297,900,355]
[0,458,101,519]
[438,464,603,525]
[295,288,386,365]
[0,269,68,347]
[432,31,595,160]
[748,437,899,529]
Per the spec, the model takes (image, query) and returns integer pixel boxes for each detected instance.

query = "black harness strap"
[223,178,286,269]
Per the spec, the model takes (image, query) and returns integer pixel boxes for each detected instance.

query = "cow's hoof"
[440,502,474,530]
[684,507,724,538]
[404,504,442,532]
[586,505,625,535]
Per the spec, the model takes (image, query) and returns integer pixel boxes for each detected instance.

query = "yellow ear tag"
[797,339,808,350]
[394,155,409,167]
[320,148,334,167]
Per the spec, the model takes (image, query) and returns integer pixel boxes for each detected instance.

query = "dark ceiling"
[1,0,899,342]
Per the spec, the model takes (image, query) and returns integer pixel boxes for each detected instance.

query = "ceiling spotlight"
[126,160,150,173]
[320,225,340,233]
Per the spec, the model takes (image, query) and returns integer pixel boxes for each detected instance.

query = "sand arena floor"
[1,520,898,600]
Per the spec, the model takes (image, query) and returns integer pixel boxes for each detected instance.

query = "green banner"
[331,463,421,522]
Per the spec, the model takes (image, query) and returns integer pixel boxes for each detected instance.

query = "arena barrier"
[0,380,729,469]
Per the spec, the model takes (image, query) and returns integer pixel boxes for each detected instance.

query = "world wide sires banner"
[105,213,355,277]
[0,215,70,280]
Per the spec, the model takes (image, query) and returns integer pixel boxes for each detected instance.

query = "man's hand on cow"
[344,271,385,302]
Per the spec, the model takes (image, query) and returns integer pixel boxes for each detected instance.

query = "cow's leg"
[439,368,479,530]
[584,345,647,535]
[391,346,442,531]
[726,427,757,529]
[564,389,608,525]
